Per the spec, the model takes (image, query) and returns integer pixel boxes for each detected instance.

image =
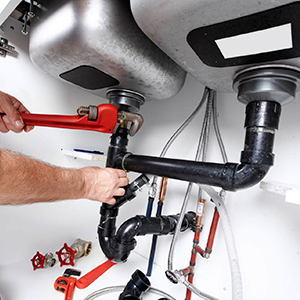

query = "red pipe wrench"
[1,104,118,133]
[54,269,81,300]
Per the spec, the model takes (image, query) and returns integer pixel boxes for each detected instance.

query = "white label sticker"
[215,23,293,59]
[197,203,204,216]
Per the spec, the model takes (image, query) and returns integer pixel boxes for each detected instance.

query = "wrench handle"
[1,104,117,133]
[76,259,116,289]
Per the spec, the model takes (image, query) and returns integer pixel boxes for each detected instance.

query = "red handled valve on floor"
[56,244,77,267]
[30,251,56,270]
[54,268,81,300]
[56,239,92,267]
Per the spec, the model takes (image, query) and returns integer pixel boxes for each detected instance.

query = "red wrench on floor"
[54,269,81,300]
[1,104,118,133]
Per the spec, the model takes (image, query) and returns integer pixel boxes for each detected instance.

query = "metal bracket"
[0,38,17,57]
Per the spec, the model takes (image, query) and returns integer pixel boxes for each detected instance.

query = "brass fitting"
[70,238,92,259]
[195,199,206,228]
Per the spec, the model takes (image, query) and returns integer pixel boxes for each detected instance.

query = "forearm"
[0,149,86,204]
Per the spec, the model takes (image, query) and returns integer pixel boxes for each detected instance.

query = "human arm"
[0,90,33,133]
[0,149,128,205]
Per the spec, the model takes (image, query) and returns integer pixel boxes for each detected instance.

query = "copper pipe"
[205,207,220,256]
[158,177,168,203]
[195,199,206,227]
[185,199,206,300]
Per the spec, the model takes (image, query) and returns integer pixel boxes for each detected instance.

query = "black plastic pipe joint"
[119,269,150,300]
[241,100,281,166]
[98,210,196,262]
[114,100,281,191]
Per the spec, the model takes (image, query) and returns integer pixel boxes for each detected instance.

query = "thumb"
[7,111,24,128]
[2,111,24,131]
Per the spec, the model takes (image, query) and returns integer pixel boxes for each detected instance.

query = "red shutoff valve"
[56,239,92,267]
[31,251,45,270]
[30,251,56,270]
[56,243,77,267]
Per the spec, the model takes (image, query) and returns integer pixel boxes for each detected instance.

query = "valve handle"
[30,251,45,270]
[56,243,77,267]
[76,259,116,289]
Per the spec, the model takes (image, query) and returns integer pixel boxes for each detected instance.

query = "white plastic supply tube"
[199,185,243,300]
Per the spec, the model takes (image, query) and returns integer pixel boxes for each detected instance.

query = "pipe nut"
[233,65,300,105]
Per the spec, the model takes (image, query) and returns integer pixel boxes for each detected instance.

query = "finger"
[24,125,34,133]
[11,97,31,114]
[105,197,116,205]
[1,92,30,114]
[9,96,33,132]
[117,169,128,177]
[0,117,9,133]
[0,92,30,131]
[119,177,129,187]
[0,100,23,127]
[114,188,126,197]
[107,168,127,177]
[2,115,23,133]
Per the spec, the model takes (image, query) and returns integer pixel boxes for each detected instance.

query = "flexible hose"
[196,89,214,199]
[83,285,176,300]
[160,87,210,158]
[168,90,216,300]
[180,277,219,300]
[199,185,243,300]
[168,88,213,271]
[148,86,209,204]
[168,89,227,270]
[212,92,228,163]
[168,182,193,271]
[147,87,210,274]
[167,89,241,300]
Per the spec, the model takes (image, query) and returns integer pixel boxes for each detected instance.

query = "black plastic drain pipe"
[119,269,150,300]
[98,100,281,262]
[98,208,196,262]
[114,101,281,192]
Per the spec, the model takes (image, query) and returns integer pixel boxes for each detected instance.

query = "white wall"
[1,16,300,300]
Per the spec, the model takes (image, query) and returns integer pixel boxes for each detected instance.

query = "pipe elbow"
[116,216,143,243]
[99,233,136,263]
[231,163,270,191]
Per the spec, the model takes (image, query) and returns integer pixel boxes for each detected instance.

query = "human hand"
[0,91,34,133]
[80,167,129,204]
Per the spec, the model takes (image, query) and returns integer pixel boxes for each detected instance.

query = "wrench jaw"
[114,111,144,136]
[77,105,98,121]
[107,89,145,136]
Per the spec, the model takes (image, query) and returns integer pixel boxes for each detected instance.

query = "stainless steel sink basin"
[131,0,300,92]
[29,0,186,101]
